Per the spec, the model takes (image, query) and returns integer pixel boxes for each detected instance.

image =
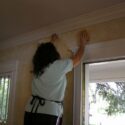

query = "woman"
[24,30,89,125]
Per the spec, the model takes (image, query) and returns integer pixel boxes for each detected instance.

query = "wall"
[0,17,125,125]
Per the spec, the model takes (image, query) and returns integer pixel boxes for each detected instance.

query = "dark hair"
[33,42,60,77]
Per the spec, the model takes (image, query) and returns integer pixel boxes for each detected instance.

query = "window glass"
[0,76,11,124]
[89,82,125,125]
[85,60,125,125]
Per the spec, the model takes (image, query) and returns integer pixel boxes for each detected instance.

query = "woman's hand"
[50,33,59,42]
[71,30,90,67]
[79,30,89,46]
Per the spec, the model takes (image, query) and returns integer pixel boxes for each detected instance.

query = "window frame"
[85,59,125,125]
[0,61,18,125]
[73,38,125,125]
[0,72,12,123]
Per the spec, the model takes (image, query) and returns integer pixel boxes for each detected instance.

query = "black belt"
[30,95,63,113]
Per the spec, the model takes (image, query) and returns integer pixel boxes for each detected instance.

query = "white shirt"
[25,59,73,116]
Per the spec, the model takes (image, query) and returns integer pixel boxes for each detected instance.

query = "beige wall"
[0,17,125,125]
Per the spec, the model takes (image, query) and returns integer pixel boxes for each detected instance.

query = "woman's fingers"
[80,30,90,42]
[79,30,90,46]
[51,33,59,42]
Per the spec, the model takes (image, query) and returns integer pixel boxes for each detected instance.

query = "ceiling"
[0,0,125,42]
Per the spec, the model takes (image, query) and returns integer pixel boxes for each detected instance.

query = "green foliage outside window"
[91,82,125,116]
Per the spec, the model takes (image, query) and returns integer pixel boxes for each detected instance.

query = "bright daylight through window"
[89,82,125,125]
[0,76,10,124]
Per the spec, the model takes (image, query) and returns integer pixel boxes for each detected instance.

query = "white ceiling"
[0,0,125,42]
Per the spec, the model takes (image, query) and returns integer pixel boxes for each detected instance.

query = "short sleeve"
[55,59,73,75]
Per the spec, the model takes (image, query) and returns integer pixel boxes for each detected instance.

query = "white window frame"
[85,60,125,125]
[73,38,125,125]
[0,61,18,125]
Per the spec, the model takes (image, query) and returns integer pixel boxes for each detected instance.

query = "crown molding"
[1,2,125,50]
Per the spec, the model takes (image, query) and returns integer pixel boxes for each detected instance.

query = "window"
[0,61,17,125]
[85,60,125,125]
[0,75,11,124]
[73,39,125,125]
[89,82,125,125]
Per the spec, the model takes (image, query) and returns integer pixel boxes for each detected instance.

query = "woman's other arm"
[71,30,89,67]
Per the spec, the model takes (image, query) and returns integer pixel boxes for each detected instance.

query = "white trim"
[1,2,125,50]
[0,61,18,125]
[0,61,18,73]
[83,38,125,63]
[85,64,89,125]
[73,38,125,125]
[73,63,83,125]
